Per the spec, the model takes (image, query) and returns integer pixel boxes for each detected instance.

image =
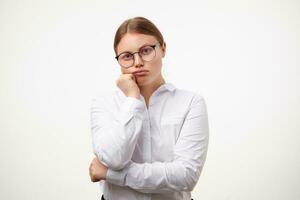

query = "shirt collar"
[163,82,176,92]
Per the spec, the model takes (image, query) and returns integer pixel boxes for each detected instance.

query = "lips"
[133,70,149,76]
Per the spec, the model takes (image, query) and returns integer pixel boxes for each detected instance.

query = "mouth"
[133,70,149,76]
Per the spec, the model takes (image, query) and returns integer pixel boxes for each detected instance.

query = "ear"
[161,42,166,58]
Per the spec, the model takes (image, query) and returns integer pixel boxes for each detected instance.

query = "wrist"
[127,92,140,99]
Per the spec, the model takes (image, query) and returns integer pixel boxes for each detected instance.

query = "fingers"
[94,157,101,164]
[89,159,100,182]
[132,73,137,80]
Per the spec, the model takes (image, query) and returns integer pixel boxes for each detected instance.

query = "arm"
[105,95,209,193]
[90,94,145,170]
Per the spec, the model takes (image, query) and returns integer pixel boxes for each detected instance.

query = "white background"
[1,0,299,199]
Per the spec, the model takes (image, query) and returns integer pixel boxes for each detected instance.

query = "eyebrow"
[118,43,154,55]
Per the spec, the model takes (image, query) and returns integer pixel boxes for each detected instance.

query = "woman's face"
[116,33,166,86]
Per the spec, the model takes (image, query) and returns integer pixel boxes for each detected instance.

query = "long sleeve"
[105,95,209,193]
[90,94,145,170]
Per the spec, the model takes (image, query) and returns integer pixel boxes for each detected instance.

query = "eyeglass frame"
[115,43,161,68]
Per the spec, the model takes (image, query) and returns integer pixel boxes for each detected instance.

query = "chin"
[136,79,152,87]
[137,81,148,87]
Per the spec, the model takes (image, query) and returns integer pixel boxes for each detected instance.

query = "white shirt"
[90,82,209,200]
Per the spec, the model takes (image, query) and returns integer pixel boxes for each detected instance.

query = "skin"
[89,32,167,182]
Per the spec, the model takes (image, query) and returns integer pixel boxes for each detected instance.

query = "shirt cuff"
[121,96,145,113]
[106,167,128,186]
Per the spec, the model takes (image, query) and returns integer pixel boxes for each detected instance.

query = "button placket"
[144,107,152,163]
[139,95,152,163]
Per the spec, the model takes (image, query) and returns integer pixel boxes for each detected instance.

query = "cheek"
[150,58,162,71]
[121,68,130,74]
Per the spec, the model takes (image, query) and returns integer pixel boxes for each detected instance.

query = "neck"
[139,76,165,107]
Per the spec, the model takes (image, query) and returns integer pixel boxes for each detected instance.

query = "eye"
[120,53,133,61]
[140,46,153,55]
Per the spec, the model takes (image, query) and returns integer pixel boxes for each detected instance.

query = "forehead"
[117,33,157,54]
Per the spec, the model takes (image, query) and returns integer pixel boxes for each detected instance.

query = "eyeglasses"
[115,43,159,68]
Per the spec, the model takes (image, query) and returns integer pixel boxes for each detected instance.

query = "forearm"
[106,152,207,194]
[91,96,145,170]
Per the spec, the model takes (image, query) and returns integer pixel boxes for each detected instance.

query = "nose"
[133,53,144,68]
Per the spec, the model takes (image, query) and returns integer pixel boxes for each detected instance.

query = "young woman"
[89,16,209,200]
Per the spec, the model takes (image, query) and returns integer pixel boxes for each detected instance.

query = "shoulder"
[173,87,206,105]
[173,89,208,119]
[173,87,207,115]
[164,83,207,115]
